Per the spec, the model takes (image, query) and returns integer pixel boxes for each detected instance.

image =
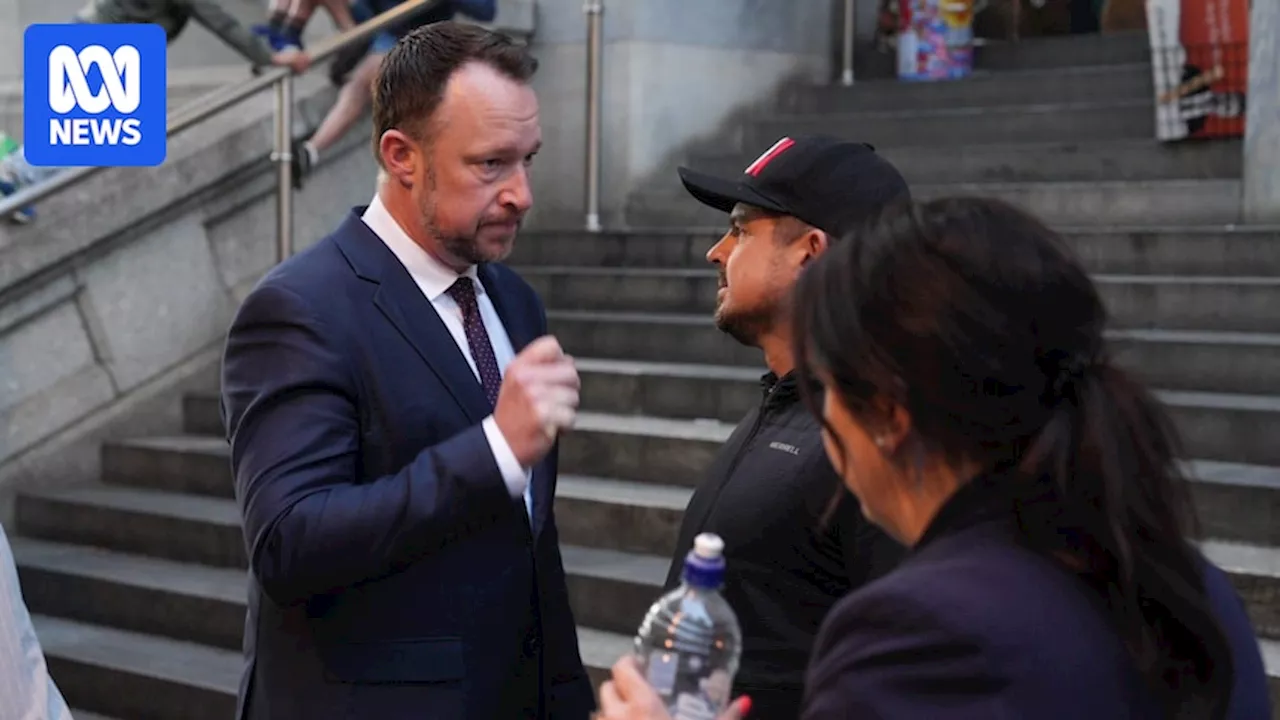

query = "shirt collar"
[360,193,482,301]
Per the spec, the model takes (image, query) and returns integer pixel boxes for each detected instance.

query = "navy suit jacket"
[802,473,1272,720]
[221,210,593,720]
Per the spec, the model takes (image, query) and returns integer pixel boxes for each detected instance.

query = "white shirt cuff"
[482,415,530,498]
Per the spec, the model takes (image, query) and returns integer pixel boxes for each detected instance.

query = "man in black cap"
[662,135,910,718]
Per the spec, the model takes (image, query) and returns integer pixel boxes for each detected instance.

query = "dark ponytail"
[792,197,1234,719]
[1019,361,1232,720]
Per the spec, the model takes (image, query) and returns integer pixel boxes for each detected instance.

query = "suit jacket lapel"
[480,265,550,538]
[335,211,491,424]
[478,265,536,353]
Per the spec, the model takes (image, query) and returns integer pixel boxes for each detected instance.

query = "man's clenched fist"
[493,336,580,468]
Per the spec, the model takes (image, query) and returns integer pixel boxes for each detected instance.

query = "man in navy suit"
[220,21,594,720]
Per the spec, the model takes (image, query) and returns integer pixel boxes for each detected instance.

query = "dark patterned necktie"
[447,277,532,528]
[446,277,502,408]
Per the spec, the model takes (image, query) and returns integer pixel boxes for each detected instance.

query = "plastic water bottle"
[634,533,742,719]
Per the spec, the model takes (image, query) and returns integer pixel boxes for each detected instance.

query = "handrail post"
[840,0,856,86]
[583,0,604,233]
[273,75,295,263]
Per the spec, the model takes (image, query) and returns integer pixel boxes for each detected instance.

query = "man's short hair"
[371,21,539,165]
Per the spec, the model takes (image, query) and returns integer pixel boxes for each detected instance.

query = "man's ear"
[797,229,830,265]
[378,129,420,188]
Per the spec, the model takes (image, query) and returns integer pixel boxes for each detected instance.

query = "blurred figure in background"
[254,0,358,52]
[598,196,1272,720]
[1,0,307,224]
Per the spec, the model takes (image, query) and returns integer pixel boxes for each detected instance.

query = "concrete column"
[1242,0,1280,223]
[525,0,833,228]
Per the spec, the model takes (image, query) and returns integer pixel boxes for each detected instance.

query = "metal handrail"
[0,0,445,259]
[582,0,603,232]
[840,0,856,86]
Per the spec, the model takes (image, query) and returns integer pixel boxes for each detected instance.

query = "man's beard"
[417,191,517,266]
[714,302,771,348]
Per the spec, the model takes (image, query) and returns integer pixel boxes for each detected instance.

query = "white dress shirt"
[0,525,74,720]
[361,196,533,518]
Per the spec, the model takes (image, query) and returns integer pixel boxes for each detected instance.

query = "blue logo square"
[23,23,167,168]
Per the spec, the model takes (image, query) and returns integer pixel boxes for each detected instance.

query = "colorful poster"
[897,0,975,82]
[1146,0,1250,141]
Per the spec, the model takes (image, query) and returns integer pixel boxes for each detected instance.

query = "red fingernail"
[738,696,752,717]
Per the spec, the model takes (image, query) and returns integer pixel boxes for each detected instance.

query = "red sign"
[1146,0,1250,141]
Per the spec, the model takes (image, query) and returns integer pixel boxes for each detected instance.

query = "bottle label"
[644,650,679,695]
[672,692,718,720]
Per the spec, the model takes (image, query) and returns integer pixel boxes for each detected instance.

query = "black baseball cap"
[677,135,911,237]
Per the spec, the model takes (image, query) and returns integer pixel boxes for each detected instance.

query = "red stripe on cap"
[743,137,795,177]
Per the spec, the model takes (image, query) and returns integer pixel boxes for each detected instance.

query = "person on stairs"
[221,21,593,719]
[652,135,911,719]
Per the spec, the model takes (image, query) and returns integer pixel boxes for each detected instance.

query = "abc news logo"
[48,44,143,147]
[23,24,167,167]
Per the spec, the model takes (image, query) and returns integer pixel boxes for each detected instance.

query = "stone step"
[14,527,1277,685]
[830,33,1151,82]
[567,412,1280,548]
[183,393,223,436]
[1188,461,1280,547]
[685,138,1242,185]
[576,358,761,422]
[180,370,1280,494]
[1155,390,1280,469]
[106,405,736,501]
[102,436,233,500]
[1202,540,1280,641]
[10,532,658,653]
[747,100,1155,151]
[556,475,689,557]
[27,611,628,719]
[12,465,697,567]
[626,179,1243,228]
[1108,328,1280,397]
[549,310,1280,397]
[969,31,1151,70]
[31,614,240,720]
[561,545,666,637]
[519,266,1280,335]
[592,356,1280,469]
[12,536,246,651]
[562,413,733,489]
[512,225,1280,278]
[1265,640,1280,713]
[779,63,1154,114]
[578,626,633,690]
[15,485,245,568]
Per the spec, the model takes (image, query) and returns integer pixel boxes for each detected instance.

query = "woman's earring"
[874,436,887,449]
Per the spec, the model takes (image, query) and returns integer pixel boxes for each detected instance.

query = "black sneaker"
[290,138,312,190]
[0,178,34,224]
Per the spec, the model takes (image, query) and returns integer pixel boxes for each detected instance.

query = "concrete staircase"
[3,31,1278,718]
[625,33,1242,229]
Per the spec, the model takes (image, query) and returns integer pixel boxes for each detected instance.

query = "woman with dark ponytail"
[597,196,1271,720]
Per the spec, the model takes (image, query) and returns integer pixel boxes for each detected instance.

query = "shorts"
[370,30,397,54]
